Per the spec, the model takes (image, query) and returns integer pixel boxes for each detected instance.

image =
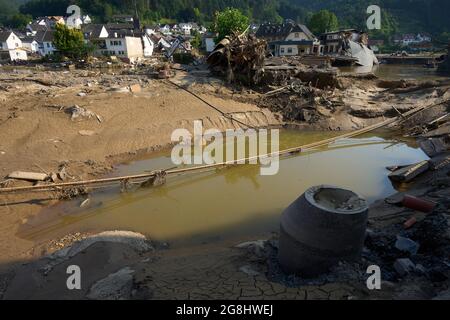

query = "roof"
[0,31,13,42]
[106,23,135,31]
[21,36,38,43]
[82,24,107,39]
[291,24,315,39]
[27,23,49,32]
[34,30,55,43]
[256,22,315,40]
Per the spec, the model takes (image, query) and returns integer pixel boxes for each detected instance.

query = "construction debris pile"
[207,34,267,85]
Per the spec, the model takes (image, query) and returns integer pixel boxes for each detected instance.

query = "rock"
[235,240,266,250]
[394,258,416,276]
[45,231,153,273]
[58,167,67,181]
[395,236,420,255]
[77,92,87,97]
[239,265,260,276]
[67,105,98,121]
[50,172,58,183]
[235,240,268,259]
[415,264,426,274]
[129,84,141,93]
[78,130,95,136]
[108,86,129,93]
[86,267,134,300]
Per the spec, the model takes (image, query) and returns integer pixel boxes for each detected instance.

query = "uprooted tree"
[207,33,267,86]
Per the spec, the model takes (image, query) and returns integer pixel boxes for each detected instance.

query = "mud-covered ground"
[0,65,449,300]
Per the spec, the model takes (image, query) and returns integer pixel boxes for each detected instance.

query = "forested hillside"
[1,0,449,40]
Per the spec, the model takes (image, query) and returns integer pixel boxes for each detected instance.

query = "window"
[295,33,299,38]
[47,43,50,48]
[287,47,293,53]
[280,47,285,53]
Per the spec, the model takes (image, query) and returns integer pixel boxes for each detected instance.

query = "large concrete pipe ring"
[278,185,369,277]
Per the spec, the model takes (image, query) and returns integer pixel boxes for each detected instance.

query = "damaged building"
[255,23,378,67]
[256,22,321,57]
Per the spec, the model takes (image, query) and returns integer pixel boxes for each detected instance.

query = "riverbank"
[0,65,449,300]
[0,67,281,265]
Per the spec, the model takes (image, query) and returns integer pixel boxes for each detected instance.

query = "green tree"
[53,23,92,59]
[190,29,202,49]
[5,13,32,28]
[212,8,250,42]
[308,9,339,35]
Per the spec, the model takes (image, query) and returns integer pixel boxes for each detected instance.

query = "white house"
[26,22,48,36]
[256,22,320,56]
[394,33,432,47]
[179,23,192,35]
[159,24,171,35]
[0,31,28,61]
[95,33,144,62]
[21,37,40,53]
[34,30,56,56]
[82,24,109,40]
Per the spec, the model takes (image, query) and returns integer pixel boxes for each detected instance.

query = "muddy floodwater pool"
[340,64,449,81]
[18,130,429,247]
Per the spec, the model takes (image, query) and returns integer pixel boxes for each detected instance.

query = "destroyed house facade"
[83,24,146,61]
[320,29,369,55]
[256,22,320,56]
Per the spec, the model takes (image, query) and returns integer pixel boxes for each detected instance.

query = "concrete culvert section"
[278,185,368,278]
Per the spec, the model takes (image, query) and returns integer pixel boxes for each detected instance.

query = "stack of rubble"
[207,33,267,85]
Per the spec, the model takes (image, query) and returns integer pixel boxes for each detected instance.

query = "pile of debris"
[260,57,341,89]
[207,33,267,85]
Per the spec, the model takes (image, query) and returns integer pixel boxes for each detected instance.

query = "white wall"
[98,37,144,59]
[142,36,154,57]
[285,32,309,41]
[125,37,144,59]
[3,32,22,50]
[9,49,28,61]
[22,41,39,53]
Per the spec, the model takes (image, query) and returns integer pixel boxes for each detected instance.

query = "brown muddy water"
[340,64,448,81]
[18,130,429,247]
